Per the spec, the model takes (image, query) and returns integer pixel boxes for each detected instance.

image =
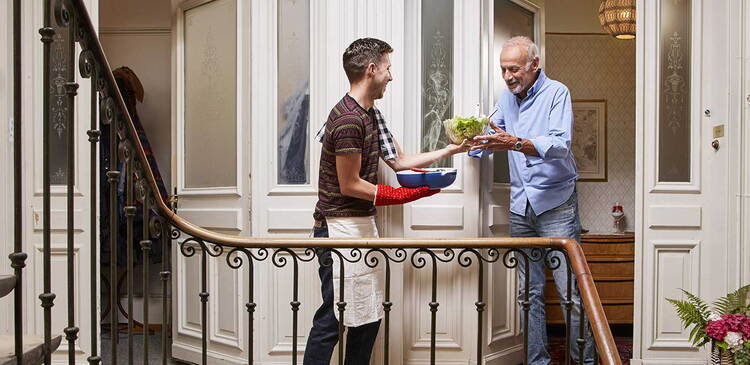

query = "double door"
[171,0,543,363]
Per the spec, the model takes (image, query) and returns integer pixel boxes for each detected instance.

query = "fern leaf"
[713,284,750,314]
[667,298,706,328]
[681,289,710,319]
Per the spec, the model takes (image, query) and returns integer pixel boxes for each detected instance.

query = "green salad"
[442,116,490,144]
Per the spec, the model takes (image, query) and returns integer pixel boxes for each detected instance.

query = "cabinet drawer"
[544,281,634,301]
[581,243,635,257]
[545,261,634,281]
[545,304,634,325]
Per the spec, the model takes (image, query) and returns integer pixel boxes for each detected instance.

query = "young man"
[304,38,467,365]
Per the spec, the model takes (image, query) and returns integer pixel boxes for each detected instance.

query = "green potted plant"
[668,285,750,365]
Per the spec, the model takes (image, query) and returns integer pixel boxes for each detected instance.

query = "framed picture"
[572,99,607,181]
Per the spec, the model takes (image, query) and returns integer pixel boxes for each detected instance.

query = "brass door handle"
[711,139,720,151]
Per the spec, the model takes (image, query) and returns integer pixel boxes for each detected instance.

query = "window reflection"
[184,0,238,189]
[658,0,691,183]
[277,0,311,185]
[421,0,453,168]
[49,17,71,185]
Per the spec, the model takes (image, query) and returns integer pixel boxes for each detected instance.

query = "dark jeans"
[303,225,381,365]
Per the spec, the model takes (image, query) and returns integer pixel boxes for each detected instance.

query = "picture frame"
[572,99,607,182]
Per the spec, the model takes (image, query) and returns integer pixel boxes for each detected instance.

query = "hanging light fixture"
[598,0,636,40]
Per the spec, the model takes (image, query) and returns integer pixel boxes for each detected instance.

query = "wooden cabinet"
[544,233,635,324]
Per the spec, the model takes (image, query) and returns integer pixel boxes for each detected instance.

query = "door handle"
[711,139,720,151]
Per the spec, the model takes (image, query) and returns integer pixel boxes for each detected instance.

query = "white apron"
[326,216,385,327]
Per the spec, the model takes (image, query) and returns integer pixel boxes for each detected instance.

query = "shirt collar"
[518,69,547,99]
[344,93,374,116]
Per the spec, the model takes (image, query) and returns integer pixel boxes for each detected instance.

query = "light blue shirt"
[472,69,578,216]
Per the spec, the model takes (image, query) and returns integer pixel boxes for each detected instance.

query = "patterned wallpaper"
[545,34,636,232]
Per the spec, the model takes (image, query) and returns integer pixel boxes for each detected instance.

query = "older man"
[471,36,596,365]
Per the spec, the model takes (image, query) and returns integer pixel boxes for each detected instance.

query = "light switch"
[713,125,725,138]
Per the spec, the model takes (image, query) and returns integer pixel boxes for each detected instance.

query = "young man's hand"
[444,139,471,154]
[374,185,440,206]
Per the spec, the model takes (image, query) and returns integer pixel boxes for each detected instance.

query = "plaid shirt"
[315,107,398,160]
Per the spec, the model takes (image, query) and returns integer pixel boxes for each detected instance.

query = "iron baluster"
[124,147,136,365]
[383,256,391,365]
[578,297,585,365]
[11,0,27,362]
[160,219,171,365]
[517,249,532,365]
[246,250,259,365]
[107,115,120,364]
[566,257,573,365]
[329,249,346,365]
[140,191,151,365]
[200,244,208,365]
[291,251,300,365]
[86,69,101,363]
[411,248,440,365]
[475,251,486,365]
[226,248,266,365]
[64,10,80,360]
[271,248,314,365]
[39,0,56,361]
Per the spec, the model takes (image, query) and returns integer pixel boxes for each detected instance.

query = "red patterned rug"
[547,336,632,365]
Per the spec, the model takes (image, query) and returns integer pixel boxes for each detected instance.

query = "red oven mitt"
[374,185,440,206]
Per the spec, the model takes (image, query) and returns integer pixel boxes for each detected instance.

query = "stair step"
[0,275,14,299]
[0,334,62,365]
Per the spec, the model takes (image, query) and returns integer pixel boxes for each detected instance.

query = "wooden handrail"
[67,1,621,363]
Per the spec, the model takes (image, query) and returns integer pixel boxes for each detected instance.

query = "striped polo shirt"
[314,94,381,222]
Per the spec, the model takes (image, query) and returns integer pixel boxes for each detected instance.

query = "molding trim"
[545,32,610,36]
[99,26,171,35]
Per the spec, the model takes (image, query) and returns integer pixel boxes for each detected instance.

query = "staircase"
[0,336,62,365]
[0,275,62,365]
[3,0,624,364]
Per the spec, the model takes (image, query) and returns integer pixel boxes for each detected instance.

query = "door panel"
[172,0,251,363]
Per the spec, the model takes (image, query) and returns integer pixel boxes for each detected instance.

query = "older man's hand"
[470,121,515,151]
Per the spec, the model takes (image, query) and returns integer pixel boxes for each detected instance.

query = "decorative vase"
[712,344,736,365]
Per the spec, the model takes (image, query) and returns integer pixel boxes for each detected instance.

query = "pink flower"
[707,319,729,341]
[706,314,750,341]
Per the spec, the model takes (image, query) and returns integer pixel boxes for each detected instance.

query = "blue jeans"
[509,191,596,365]
[303,225,381,365]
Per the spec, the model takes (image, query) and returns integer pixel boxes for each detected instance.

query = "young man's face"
[500,45,539,95]
[369,53,393,100]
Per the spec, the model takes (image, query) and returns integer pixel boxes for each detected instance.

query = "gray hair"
[502,36,539,69]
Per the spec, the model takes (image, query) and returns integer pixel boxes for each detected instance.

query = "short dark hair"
[342,38,393,83]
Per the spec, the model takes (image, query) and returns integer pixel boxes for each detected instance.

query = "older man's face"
[500,45,539,95]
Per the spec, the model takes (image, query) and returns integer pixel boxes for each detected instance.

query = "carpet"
[547,336,632,365]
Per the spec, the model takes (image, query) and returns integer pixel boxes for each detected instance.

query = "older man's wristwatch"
[513,137,524,151]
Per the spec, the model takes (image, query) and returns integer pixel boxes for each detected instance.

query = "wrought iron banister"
[32,1,625,364]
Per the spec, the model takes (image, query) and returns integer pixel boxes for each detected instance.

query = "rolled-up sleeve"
[468,102,504,159]
[525,87,573,166]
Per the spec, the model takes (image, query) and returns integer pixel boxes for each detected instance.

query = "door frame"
[478,1,544,363]
[633,0,746,363]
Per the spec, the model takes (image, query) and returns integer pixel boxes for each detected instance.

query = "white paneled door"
[171,0,252,363]
[633,0,743,363]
